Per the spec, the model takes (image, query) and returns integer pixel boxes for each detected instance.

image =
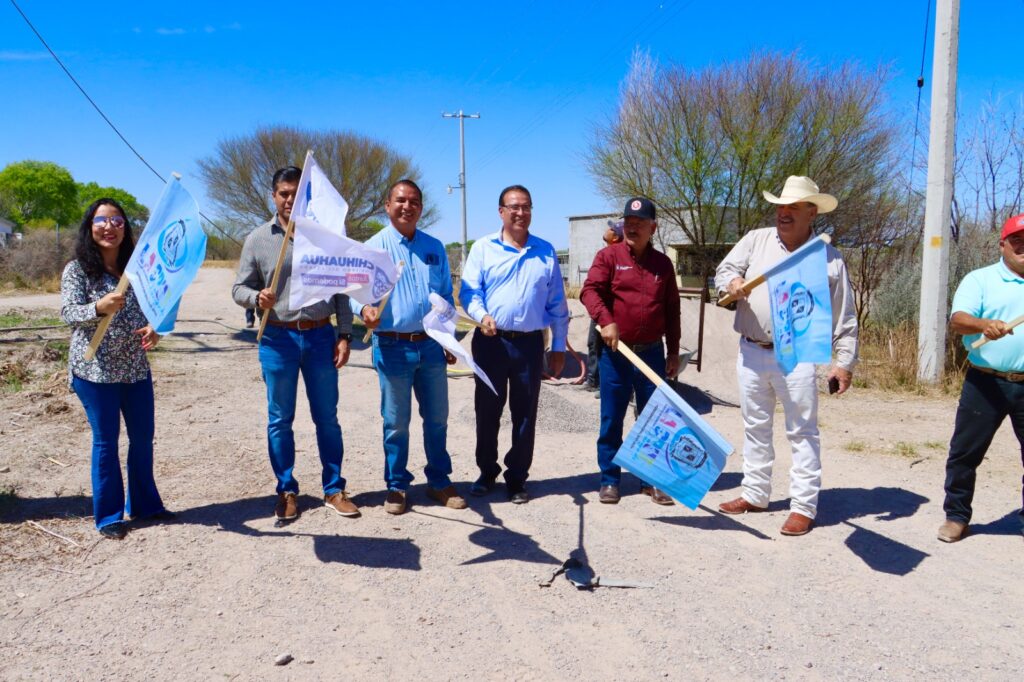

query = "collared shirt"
[951,259,1024,372]
[715,226,859,370]
[459,229,570,352]
[61,260,150,389]
[349,223,454,332]
[580,241,681,355]
[232,217,352,333]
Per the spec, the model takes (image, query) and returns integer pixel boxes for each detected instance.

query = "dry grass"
[202,260,239,269]
[854,322,967,394]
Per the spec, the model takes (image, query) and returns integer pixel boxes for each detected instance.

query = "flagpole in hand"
[361,260,406,343]
[971,314,1024,349]
[597,325,666,388]
[717,234,831,307]
[255,216,295,343]
[84,275,130,361]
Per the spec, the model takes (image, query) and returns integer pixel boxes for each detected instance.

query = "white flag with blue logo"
[422,293,498,395]
[124,175,207,334]
[764,235,833,374]
[612,384,733,509]
[289,150,399,309]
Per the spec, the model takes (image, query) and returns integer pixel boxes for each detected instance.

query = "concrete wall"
[567,212,690,287]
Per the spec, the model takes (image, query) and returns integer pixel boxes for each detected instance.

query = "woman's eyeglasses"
[92,216,126,229]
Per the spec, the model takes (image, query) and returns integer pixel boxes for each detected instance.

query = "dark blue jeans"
[471,330,544,491]
[73,374,164,529]
[944,369,1024,523]
[258,324,345,496]
[597,342,665,487]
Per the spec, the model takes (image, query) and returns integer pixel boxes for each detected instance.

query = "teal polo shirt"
[950,259,1024,372]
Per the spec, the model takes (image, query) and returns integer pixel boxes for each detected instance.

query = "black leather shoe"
[99,521,128,540]
[469,476,497,497]
[508,487,529,504]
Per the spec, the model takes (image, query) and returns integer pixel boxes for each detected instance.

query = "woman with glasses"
[60,198,172,539]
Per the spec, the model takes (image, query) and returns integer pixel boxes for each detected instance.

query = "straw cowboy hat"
[762,176,838,214]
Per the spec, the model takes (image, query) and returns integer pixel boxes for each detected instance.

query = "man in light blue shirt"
[938,213,1024,543]
[459,184,569,504]
[355,179,466,515]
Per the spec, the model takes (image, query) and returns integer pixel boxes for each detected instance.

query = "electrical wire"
[908,0,933,198]
[8,0,241,246]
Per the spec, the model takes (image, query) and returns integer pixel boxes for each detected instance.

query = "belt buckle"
[296,318,314,331]
[1009,372,1024,382]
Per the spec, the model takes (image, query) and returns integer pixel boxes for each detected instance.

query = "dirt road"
[1,267,1021,679]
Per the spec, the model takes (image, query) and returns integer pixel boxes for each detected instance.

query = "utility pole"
[917,0,960,382]
[442,110,480,271]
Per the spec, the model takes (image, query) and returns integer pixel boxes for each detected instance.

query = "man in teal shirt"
[355,180,465,516]
[939,213,1024,542]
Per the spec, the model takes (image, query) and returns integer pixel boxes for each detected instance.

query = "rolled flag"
[764,235,833,374]
[423,292,498,395]
[124,174,207,334]
[289,150,399,309]
[612,383,733,509]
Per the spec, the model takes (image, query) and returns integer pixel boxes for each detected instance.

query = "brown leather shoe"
[641,485,675,506]
[937,519,968,543]
[324,491,360,518]
[718,497,767,515]
[426,485,468,509]
[598,485,620,504]
[384,489,407,515]
[275,492,298,521]
[780,512,814,536]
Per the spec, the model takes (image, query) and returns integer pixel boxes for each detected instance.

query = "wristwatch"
[338,333,353,342]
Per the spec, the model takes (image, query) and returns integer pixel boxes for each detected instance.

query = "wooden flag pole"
[970,314,1024,349]
[597,326,665,388]
[255,217,296,343]
[83,275,130,361]
[717,234,831,307]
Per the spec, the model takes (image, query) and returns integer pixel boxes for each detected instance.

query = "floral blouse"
[60,260,151,389]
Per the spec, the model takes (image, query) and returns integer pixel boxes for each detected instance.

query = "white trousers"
[735,338,821,518]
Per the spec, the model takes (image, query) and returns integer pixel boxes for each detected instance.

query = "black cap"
[623,197,656,221]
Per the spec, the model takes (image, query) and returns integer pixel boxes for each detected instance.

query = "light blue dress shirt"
[350,224,454,333]
[951,259,1024,372]
[459,230,570,352]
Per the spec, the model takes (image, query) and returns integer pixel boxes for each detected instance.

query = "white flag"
[423,293,497,395]
[289,151,399,309]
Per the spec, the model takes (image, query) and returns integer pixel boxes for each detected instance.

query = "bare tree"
[197,125,437,241]
[588,51,901,279]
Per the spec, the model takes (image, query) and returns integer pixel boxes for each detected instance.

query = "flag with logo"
[422,293,498,395]
[289,150,399,309]
[763,235,833,374]
[612,384,733,509]
[124,175,207,334]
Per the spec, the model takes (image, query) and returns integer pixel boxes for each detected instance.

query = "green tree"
[0,160,79,227]
[197,125,436,241]
[76,182,150,231]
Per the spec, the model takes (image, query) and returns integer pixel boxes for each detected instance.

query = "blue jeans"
[371,335,453,491]
[259,324,344,495]
[597,342,665,486]
[471,330,544,491]
[73,374,164,529]
[944,368,1024,523]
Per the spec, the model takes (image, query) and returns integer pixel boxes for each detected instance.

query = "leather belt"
[970,364,1024,382]
[266,317,331,331]
[497,329,543,339]
[625,341,660,353]
[376,331,429,342]
[743,335,774,350]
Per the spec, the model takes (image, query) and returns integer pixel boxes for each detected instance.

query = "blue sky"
[2,0,1022,248]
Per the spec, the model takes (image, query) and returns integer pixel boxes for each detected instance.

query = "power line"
[7,0,240,246]
[908,0,933,197]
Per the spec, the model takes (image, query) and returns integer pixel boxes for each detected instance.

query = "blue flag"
[124,176,207,334]
[612,385,733,509]
[764,236,832,374]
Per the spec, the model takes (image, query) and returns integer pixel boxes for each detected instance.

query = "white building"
[566,211,689,288]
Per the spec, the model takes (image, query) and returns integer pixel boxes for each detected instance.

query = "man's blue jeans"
[597,342,665,487]
[371,335,453,491]
[73,374,165,529]
[258,324,344,496]
[944,368,1024,523]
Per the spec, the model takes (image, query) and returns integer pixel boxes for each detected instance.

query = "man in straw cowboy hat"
[714,176,858,536]
[937,213,1024,543]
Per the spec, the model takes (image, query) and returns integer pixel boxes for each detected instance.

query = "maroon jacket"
[581,241,681,355]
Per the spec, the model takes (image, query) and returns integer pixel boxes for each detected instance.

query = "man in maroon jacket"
[581,197,681,505]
